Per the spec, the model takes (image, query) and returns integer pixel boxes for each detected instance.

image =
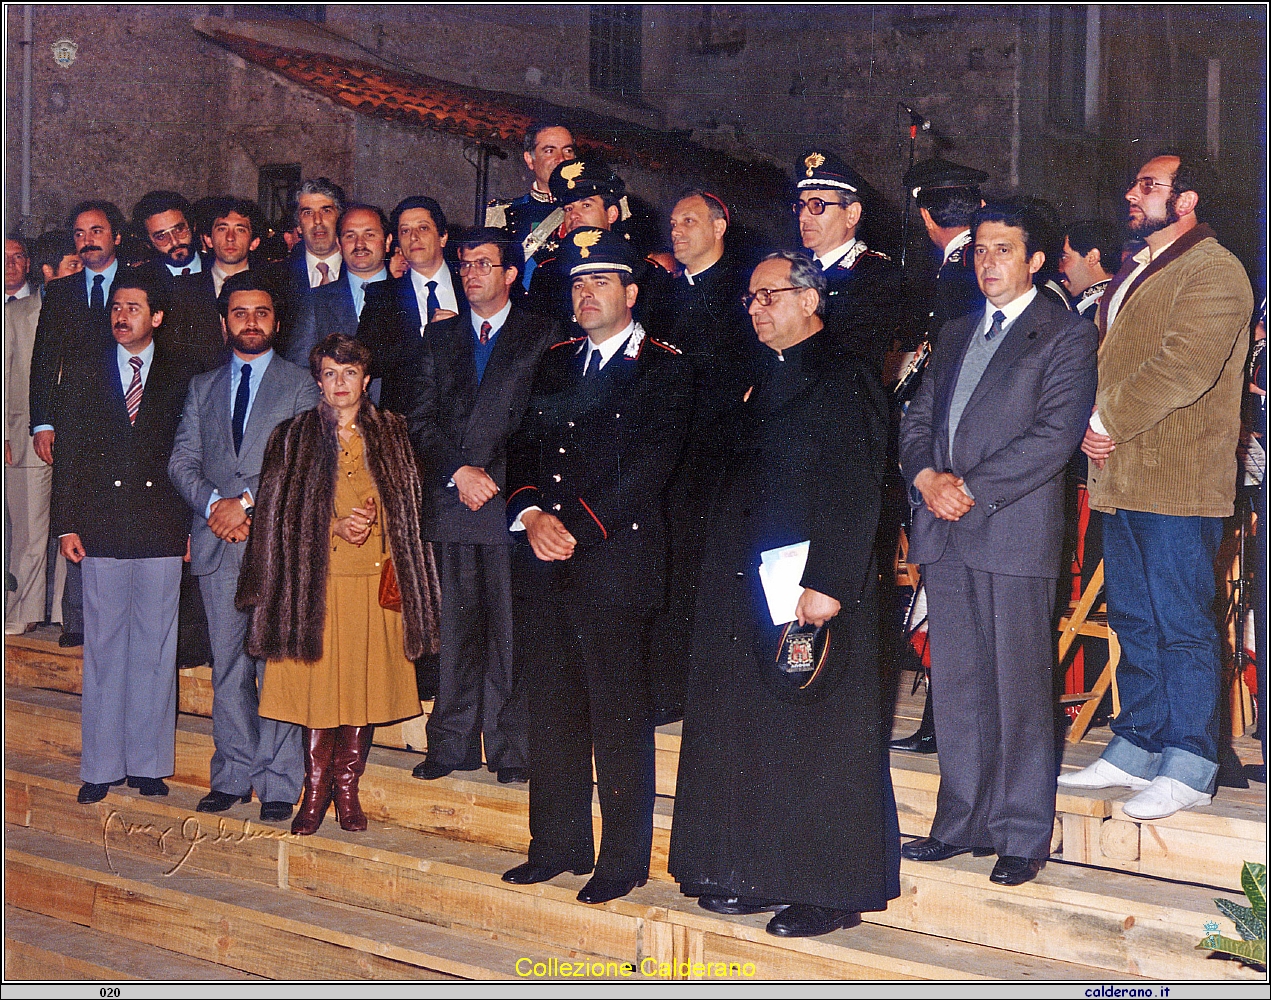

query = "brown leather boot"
[332,725,375,832]
[291,728,337,836]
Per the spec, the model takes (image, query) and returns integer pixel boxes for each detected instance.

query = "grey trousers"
[924,550,1058,861]
[424,542,525,772]
[80,556,181,783]
[5,464,50,627]
[197,544,304,803]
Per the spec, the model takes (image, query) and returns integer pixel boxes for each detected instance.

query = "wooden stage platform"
[4,629,1266,981]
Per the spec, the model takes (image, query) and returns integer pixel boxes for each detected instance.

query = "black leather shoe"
[889,689,937,753]
[258,801,293,822]
[59,631,84,648]
[900,837,974,862]
[497,767,529,784]
[197,790,252,813]
[501,861,591,885]
[698,895,780,915]
[128,777,169,797]
[576,874,646,904]
[412,759,452,780]
[77,779,123,804]
[989,856,1042,886]
[766,904,860,938]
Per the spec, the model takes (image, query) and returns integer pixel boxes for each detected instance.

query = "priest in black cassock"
[668,250,901,939]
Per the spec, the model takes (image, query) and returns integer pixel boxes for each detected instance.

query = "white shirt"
[210,263,245,298]
[7,282,33,301]
[981,285,1037,332]
[582,320,636,372]
[816,238,858,271]
[165,255,202,277]
[470,299,512,340]
[117,340,156,395]
[411,264,459,331]
[306,249,343,288]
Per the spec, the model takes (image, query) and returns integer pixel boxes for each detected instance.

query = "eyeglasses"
[457,259,505,275]
[792,198,849,216]
[742,286,801,308]
[149,221,191,246]
[1127,177,1174,196]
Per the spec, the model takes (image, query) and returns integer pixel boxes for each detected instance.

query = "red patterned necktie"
[125,356,144,425]
[316,261,331,286]
[479,320,492,345]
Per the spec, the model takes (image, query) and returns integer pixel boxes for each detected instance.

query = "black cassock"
[668,331,901,912]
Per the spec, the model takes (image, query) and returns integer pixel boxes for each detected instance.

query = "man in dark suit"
[499,228,692,905]
[285,203,391,369]
[29,200,128,647]
[169,272,321,822]
[51,271,200,804]
[265,178,346,364]
[132,191,210,283]
[358,196,463,410]
[898,201,1098,886]
[403,228,556,784]
[794,150,902,369]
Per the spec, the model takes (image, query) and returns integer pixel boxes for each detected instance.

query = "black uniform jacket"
[668,331,900,911]
[505,326,692,608]
[404,304,558,544]
[50,338,199,560]
[821,243,903,368]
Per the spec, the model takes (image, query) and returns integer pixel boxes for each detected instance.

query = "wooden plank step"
[4,904,265,981]
[11,761,1253,980]
[3,766,1126,981]
[4,825,636,981]
[8,683,1261,895]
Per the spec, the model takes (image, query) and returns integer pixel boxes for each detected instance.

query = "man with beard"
[669,251,899,937]
[1062,154,1254,820]
[53,272,200,803]
[133,191,207,283]
[169,272,321,821]
[29,200,127,648]
[501,227,691,905]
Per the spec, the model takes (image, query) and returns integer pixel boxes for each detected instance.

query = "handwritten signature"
[101,809,294,876]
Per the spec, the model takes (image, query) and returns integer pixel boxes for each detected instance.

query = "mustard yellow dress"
[259,428,421,728]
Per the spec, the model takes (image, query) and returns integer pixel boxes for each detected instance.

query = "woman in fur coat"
[237,334,441,835]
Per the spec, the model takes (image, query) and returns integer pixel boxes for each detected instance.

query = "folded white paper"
[758,540,810,626]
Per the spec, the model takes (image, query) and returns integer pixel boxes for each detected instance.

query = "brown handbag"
[378,526,401,611]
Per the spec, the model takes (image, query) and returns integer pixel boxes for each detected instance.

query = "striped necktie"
[125,356,144,425]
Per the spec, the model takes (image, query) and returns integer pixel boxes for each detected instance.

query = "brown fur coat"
[236,398,440,662]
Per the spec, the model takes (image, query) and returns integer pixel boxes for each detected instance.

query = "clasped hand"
[333,496,378,546]
[208,495,251,542]
[914,468,974,521]
[453,465,498,511]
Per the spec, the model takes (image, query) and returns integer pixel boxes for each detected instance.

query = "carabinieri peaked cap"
[794,149,867,194]
[903,157,989,199]
[548,157,626,206]
[562,227,636,277]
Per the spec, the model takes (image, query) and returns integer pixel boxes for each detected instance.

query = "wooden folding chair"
[1057,559,1122,743]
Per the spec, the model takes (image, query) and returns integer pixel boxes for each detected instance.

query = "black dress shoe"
[900,837,974,862]
[766,904,860,938]
[128,777,169,797]
[259,801,293,822]
[58,631,84,648]
[698,895,781,915]
[576,874,646,904]
[497,767,529,784]
[989,856,1042,886]
[197,790,252,813]
[889,689,937,754]
[501,861,591,885]
[412,759,452,780]
[77,779,123,804]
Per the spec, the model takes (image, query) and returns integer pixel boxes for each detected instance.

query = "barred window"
[590,6,642,99]
[258,164,301,233]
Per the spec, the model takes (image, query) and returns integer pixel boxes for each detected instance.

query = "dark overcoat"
[667,330,902,912]
[235,398,441,662]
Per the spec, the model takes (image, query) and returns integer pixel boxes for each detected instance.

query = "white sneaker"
[1057,757,1151,790]
[1122,776,1212,820]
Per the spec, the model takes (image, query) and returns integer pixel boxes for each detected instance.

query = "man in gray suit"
[169,271,320,821]
[898,200,1097,886]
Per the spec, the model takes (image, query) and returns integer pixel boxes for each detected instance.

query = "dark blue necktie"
[585,348,602,378]
[90,274,105,312]
[986,309,1006,341]
[232,363,252,454]
[425,280,440,322]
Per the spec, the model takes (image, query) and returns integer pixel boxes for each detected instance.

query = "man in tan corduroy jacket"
[1059,153,1253,821]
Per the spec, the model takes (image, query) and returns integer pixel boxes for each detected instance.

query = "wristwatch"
[239,494,255,519]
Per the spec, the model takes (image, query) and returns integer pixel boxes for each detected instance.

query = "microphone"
[899,102,931,131]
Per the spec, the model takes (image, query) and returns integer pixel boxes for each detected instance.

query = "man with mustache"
[28,200,128,648]
[169,272,320,821]
[133,190,207,281]
[51,272,200,804]
[1062,154,1255,820]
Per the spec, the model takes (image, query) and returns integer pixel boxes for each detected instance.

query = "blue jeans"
[1101,509,1223,794]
